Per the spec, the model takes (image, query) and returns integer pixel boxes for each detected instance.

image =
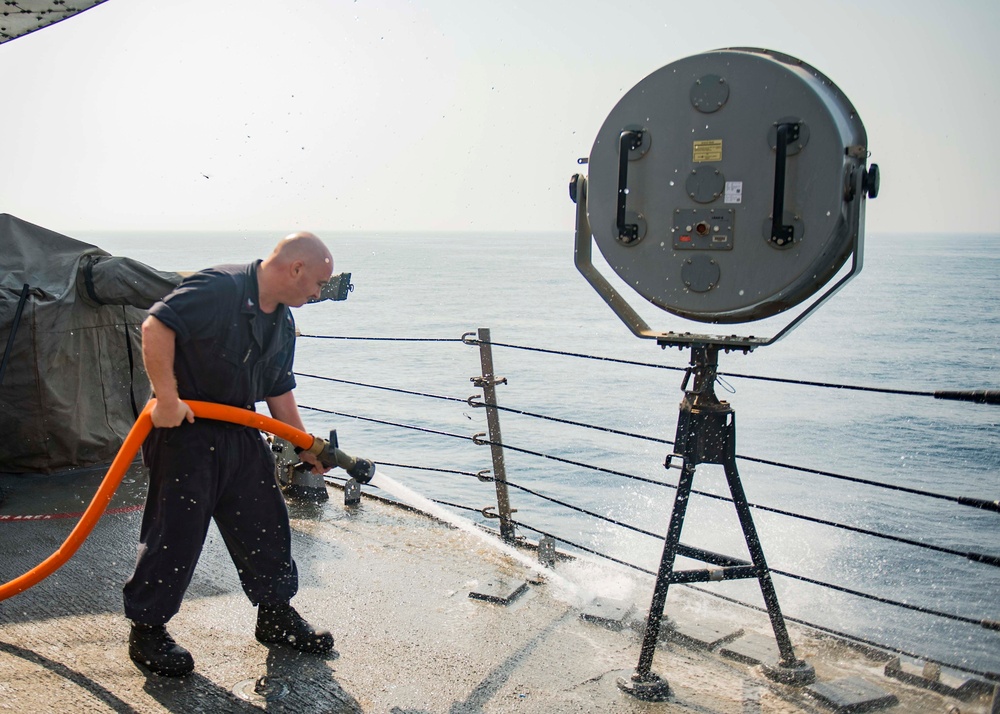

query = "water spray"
[364,467,586,602]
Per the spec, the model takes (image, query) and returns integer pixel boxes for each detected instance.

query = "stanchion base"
[616,670,671,701]
[762,658,816,685]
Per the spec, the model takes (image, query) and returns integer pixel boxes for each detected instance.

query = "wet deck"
[0,467,995,713]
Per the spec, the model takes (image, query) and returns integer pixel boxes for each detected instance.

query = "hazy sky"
[2,0,998,236]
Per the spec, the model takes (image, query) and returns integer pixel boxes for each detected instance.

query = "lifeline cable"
[470,433,1000,569]
[472,337,1000,403]
[296,372,469,405]
[297,372,998,512]
[469,396,999,512]
[299,334,461,343]
[300,332,999,402]
[297,399,999,565]
[299,404,470,442]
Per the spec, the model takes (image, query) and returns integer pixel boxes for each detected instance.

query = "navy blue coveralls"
[123,261,299,625]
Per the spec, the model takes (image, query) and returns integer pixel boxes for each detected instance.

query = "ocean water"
[82,229,1000,675]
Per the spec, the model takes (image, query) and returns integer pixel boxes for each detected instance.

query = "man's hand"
[150,397,195,428]
[298,450,331,475]
[142,316,192,428]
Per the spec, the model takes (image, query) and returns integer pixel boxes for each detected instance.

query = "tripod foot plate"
[616,670,671,701]
[762,658,816,685]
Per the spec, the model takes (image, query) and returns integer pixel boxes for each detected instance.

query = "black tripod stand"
[618,343,815,700]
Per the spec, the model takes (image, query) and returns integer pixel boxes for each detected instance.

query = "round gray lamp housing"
[585,48,875,325]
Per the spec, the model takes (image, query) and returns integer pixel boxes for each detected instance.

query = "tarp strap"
[0,283,30,387]
[82,257,106,305]
[122,306,140,419]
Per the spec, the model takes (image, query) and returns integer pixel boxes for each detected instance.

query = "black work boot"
[255,603,334,654]
[128,623,194,677]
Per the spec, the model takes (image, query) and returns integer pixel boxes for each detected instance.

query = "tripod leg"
[721,455,796,661]
[722,455,813,683]
[635,461,696,677]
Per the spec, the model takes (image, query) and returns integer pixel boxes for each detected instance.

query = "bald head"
[268,231,333,269]
[257,231,334,311]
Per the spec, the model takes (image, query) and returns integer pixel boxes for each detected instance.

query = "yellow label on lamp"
[693,139,723,163]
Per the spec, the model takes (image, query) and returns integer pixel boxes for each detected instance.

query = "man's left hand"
[298,450,330,475]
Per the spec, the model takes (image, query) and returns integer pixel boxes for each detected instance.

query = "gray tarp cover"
[0,214,180,473]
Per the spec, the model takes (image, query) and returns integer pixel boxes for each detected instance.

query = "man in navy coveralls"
[124,232,338,677]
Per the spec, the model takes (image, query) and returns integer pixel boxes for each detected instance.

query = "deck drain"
[233,675,289,704]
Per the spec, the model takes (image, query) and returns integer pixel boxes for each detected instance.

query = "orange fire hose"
[0,399,317,602]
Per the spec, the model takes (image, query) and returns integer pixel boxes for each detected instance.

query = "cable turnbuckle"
[481,505,517,519]
[471,375,507,388]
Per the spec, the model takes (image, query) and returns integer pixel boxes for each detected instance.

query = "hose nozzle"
[305,430,375,484]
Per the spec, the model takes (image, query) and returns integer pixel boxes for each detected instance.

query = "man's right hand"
[142,317,193,429]
[150,398,196,428]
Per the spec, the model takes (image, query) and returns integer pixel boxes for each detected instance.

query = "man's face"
[288,259,334,307]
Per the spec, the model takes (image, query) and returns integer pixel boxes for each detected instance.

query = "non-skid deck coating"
[0,467,994,713]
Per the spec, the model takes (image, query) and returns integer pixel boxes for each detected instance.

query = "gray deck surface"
[0,467,993,713]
